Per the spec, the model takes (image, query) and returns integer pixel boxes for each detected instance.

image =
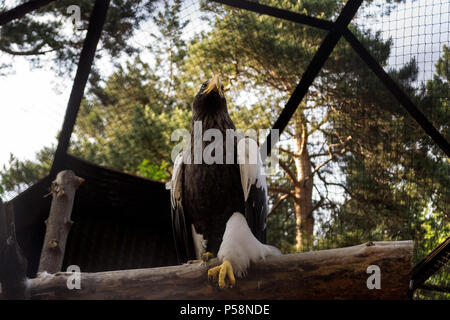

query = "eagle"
[167,75,280,288]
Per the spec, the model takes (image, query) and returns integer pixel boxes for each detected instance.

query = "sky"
[0,60,70,165]
[0,0,448,200]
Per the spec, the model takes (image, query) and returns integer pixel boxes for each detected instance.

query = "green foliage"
[70,56,191,173]
[0,0,191,193]
[267,199,297,254]
[413,208,450,300]
[137,159,170,181]
[0,0,158,74]
[68,1,192,175]
[0,148,53,199]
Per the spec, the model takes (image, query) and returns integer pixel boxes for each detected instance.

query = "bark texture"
[28,241,413,300]
[293,112,314,250]
[38,170,83,274]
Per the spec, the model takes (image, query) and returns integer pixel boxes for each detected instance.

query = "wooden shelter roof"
[12,154,177,277]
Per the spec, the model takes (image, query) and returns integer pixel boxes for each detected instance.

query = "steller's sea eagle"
[167,75,280,288]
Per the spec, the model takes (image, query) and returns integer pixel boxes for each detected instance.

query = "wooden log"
[38,170,84,274]
[0,201,29,299]
[28,240,413,300]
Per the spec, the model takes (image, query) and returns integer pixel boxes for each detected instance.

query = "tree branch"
[0,43,54,56]
[268,186,293,196]
[278,159,298,186]
[279,147,299,158]
[0,0,56,26]
[309,152,330,158]
[268,193,291,217]
[304,136,352,186]
[26,241,414,300]
[308,109,331,135]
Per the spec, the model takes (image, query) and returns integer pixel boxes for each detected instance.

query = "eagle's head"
[193,75,227,115]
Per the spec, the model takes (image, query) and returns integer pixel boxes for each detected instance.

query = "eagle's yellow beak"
[203,74,224,97]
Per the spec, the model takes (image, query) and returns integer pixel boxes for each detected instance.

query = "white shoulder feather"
[166,152,184,208]
[236,135,267,201]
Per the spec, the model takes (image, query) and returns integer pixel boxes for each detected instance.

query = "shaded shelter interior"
[11,154,178,277]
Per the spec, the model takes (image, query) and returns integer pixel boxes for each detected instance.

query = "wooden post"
[38,170,84,274]
[28,241,413,300]
[0,200,29,299]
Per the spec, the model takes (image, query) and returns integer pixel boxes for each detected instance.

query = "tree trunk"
[27,241,413,300]
[293,111,314,251]
[38,170,83,274]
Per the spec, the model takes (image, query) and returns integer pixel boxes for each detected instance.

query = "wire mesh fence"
[353,0,449,299]
[0,0,448,299]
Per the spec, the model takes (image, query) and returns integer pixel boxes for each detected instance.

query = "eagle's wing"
[237,136,268,243]
[166,152,195,263]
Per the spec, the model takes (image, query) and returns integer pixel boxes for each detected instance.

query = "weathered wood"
[0,201,29,299]
[28,240,413,300]
[38,170,83,274]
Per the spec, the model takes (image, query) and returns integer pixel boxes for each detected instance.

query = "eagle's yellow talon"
[202,252,214,262]
[188,252,214,264]
[208,265,221,280]
[208,260,235,288]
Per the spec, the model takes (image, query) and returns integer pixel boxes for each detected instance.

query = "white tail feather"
[217,212,281,278]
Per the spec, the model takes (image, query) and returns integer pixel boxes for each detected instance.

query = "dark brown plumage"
[183,79,244,255]
[170,75,267,263]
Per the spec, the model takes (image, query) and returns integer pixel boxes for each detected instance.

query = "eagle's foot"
[187,259,202,264]
[208,260,235,288]
[187,252,214,264]
[202,252,213,262]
